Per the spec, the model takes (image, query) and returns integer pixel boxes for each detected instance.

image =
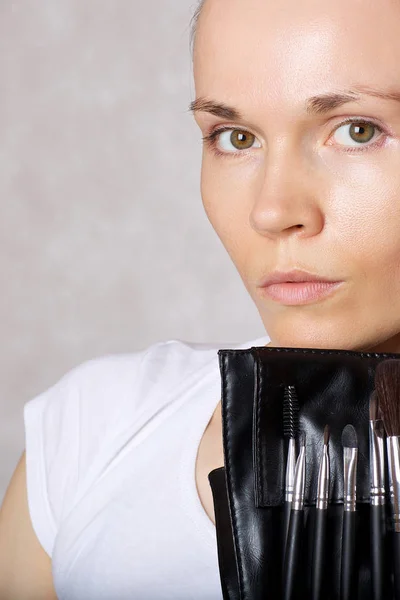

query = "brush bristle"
[369,390,378,422]
[283,385,299,439]
[323,424,330,446]
[342,424,358,449]
[375,359,400,437]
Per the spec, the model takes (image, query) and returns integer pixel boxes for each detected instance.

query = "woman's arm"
[0,451,58,600]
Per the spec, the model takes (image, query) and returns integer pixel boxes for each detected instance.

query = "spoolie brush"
[283,386,300,562]
[375,359,400,600]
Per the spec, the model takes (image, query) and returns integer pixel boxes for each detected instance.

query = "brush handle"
[370,504,385,600]
[392,531,400,600]
[311,507,327,600]
[283,500,291,563]
[340,510,357,600]
[283,509,304,600]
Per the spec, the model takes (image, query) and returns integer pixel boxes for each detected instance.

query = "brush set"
[208,347,400,600]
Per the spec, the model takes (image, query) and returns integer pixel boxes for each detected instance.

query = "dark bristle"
[375,359,400,437]
[369,390,378,422]
[323,424,330,446]
[342,424,358,449]
[298,431,306,447]
[283,386,299,439]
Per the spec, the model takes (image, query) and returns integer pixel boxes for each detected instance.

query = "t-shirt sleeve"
[24,371,79,557]
[23,339,215,558]
[23,346,156,558]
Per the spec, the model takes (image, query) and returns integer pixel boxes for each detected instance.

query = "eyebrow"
[189,85,400,120]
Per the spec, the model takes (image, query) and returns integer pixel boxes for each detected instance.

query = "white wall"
[0,1,265,502]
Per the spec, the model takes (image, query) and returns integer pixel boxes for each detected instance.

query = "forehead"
[194,0,400,116]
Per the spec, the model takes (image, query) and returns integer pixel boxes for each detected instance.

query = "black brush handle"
[283,509,304,600]
[340,510,357,600]
[392,531,400,600]
[311,507,327,600]
[370,504,385,600]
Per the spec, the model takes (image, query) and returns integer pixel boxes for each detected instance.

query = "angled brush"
[283,431,306,600]
[340,424,358,600]
[311,425,330,600]
[369,389,386,600]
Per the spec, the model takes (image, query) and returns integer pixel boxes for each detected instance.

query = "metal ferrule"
[387,436,400,532]
[292,444,306,511]
[343,447,358,512]
[369,420,385,506]
[316,445,330,510]
[285,438,297,503]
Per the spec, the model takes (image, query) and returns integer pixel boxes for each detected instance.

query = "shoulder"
[56,336,267,411]
[23,339,222,548]
[22,337,263,556]
[54,338,221,402]
[24,339,222,447]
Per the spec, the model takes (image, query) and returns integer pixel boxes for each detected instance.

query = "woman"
[2,0,400,597]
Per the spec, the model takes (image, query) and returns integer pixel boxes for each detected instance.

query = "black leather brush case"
[208,346,400,600]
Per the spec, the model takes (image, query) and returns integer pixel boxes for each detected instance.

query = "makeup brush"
[375,359,400,600]
[283,386,300,562]
[311,425,330,600]
[283,432,306,600]
[369,390,386,600]
[340,424,358,600]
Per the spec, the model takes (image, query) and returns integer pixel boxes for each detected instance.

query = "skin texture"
[192,0,400,353]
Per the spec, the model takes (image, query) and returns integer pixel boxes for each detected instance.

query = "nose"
[249,146,325,240]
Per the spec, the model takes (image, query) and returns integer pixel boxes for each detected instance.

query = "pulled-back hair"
[190,0,205,55]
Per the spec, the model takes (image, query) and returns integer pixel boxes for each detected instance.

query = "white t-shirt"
[23,334,270,600]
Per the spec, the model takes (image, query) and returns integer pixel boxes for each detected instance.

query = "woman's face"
[192,0,400,352]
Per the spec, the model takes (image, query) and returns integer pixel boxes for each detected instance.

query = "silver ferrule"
[387,436,400,532]
[343,447,358,512]
[285,438,297,503]
[316,445,330,510]
[369,420,385,506]
[292,444,306,511]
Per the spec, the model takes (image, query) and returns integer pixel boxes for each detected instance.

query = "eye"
[204,128,262,154]
[330,120,382,147]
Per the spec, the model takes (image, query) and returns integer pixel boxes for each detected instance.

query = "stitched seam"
[253,347,399,358]
[255,357,262,507]
[221,347,399,359]
[222,354,245,600]
[212,480,230,598]
[257,361,266,504]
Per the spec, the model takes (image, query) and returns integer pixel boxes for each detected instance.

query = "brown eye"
[230,130,256,150]
[348,122,375,144]
[332,120,382,148]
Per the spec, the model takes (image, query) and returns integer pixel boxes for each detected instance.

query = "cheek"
[328,155,400,274]
[200,153,258,248]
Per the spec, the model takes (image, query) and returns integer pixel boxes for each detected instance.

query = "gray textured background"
[0,1,265,502]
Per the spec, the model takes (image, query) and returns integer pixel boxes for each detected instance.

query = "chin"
[261,321,371,352]
[265,327,400,354]
[257,298,400,353]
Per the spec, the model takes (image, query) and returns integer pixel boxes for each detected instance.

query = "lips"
[258,269,340,287]
[257,269,344,305]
